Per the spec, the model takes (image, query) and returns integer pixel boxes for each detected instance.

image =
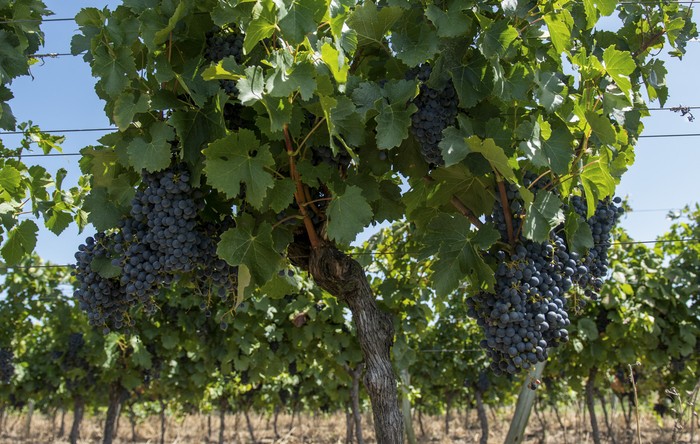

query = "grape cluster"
[409,65,459,166]
[204,27,244,95]
[311,145,352,171]
[74,163,238,332]
[471,180,623,375]
[130,165,203,274]
[63,333,86,368]
[0,348,14,383]
[74,231,136,331]
[467,236,575,375]
[570,195,624,282]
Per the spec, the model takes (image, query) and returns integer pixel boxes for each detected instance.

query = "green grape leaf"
[585,110,616,145]
[92,45,137,98]
[535,72,566,113]
[44,206,74,236]
[237,65,265,105]
[264,179,297,214]
[424,215,497,295]
[113,92,150,131]
[126,122,174,173]
[543,9,573,54]
[603,46,635,97]
[347,1,402,47]
[578,317,599,340]
[278,0,327,43]
[244,7,277,54]
[320,43,349,83]
[170,105,227,166]
[480,19,519,60]
[326,185,374,245]
[1,220,38,266]
[425,4,472,38]
[90,255,121,279]
[564,211,594,254]
[522,190,564,243]
[449,54,493,108]
[391,12,440,67]
[83,187,122,231]
[203,129,275,208]
[0,165,22,194]
[580,156,615,218]
[217,215,281,284]
[374,102,416,149]
[465,136,516,182]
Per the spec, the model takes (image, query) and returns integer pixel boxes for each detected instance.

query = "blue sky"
[5,1,700,266]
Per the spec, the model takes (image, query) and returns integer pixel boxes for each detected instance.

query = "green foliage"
[0,0,50,130]
[0,125,89,266]
[65,0,697,308]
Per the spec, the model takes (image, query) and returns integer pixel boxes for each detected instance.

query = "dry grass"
[0,406,696,443]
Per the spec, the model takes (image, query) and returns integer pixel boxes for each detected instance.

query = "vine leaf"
[424,214,498,296]
[578,318,599,340]
[347,1,402,47]
[465,135,516,182]
[522,191,564,243]
[237,66,265,105]
[535,72,566,112]
[320,43,349,83]
[92,45,136,98]
[580,155,615,218]
[375,102,416,149]
[564,212,594,254]
[1,220,38,266]
[113,92,150,131]
[203,129,275,209]
[603,46,635,97]
[543,9,573,54]
[425,4,472,38]
[278,0,327,44]
[90,255,121,279]
[126,122,174,173]
[0,165,22,194]
[326,185,374,245]
[217,214,281,284]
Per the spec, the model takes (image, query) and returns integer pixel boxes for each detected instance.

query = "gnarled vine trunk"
[586,366,601,444]
[103,383,125,444]
[69,397,84,444]
[291,242,403,443]
[475,390,489,444]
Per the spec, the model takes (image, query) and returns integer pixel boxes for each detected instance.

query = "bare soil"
[0,407,696,443]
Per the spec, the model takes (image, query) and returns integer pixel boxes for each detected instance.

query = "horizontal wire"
[639,133,700,138]
[0,128,115,135]
[1,238,698,272]
[0,131,699,160]
[0,1,695,25]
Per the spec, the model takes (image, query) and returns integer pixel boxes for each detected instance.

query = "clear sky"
[4,1,700,267]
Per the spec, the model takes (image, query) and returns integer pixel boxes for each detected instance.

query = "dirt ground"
[0,407,696,443]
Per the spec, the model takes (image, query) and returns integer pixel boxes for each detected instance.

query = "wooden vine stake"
[504,361,546,444]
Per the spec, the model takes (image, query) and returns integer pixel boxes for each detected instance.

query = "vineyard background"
[1,0,700,443]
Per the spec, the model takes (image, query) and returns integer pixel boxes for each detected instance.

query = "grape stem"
[422,176,483,228]
[284,124,321,249]
[303,184,323,218]
[496,174,516,247]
